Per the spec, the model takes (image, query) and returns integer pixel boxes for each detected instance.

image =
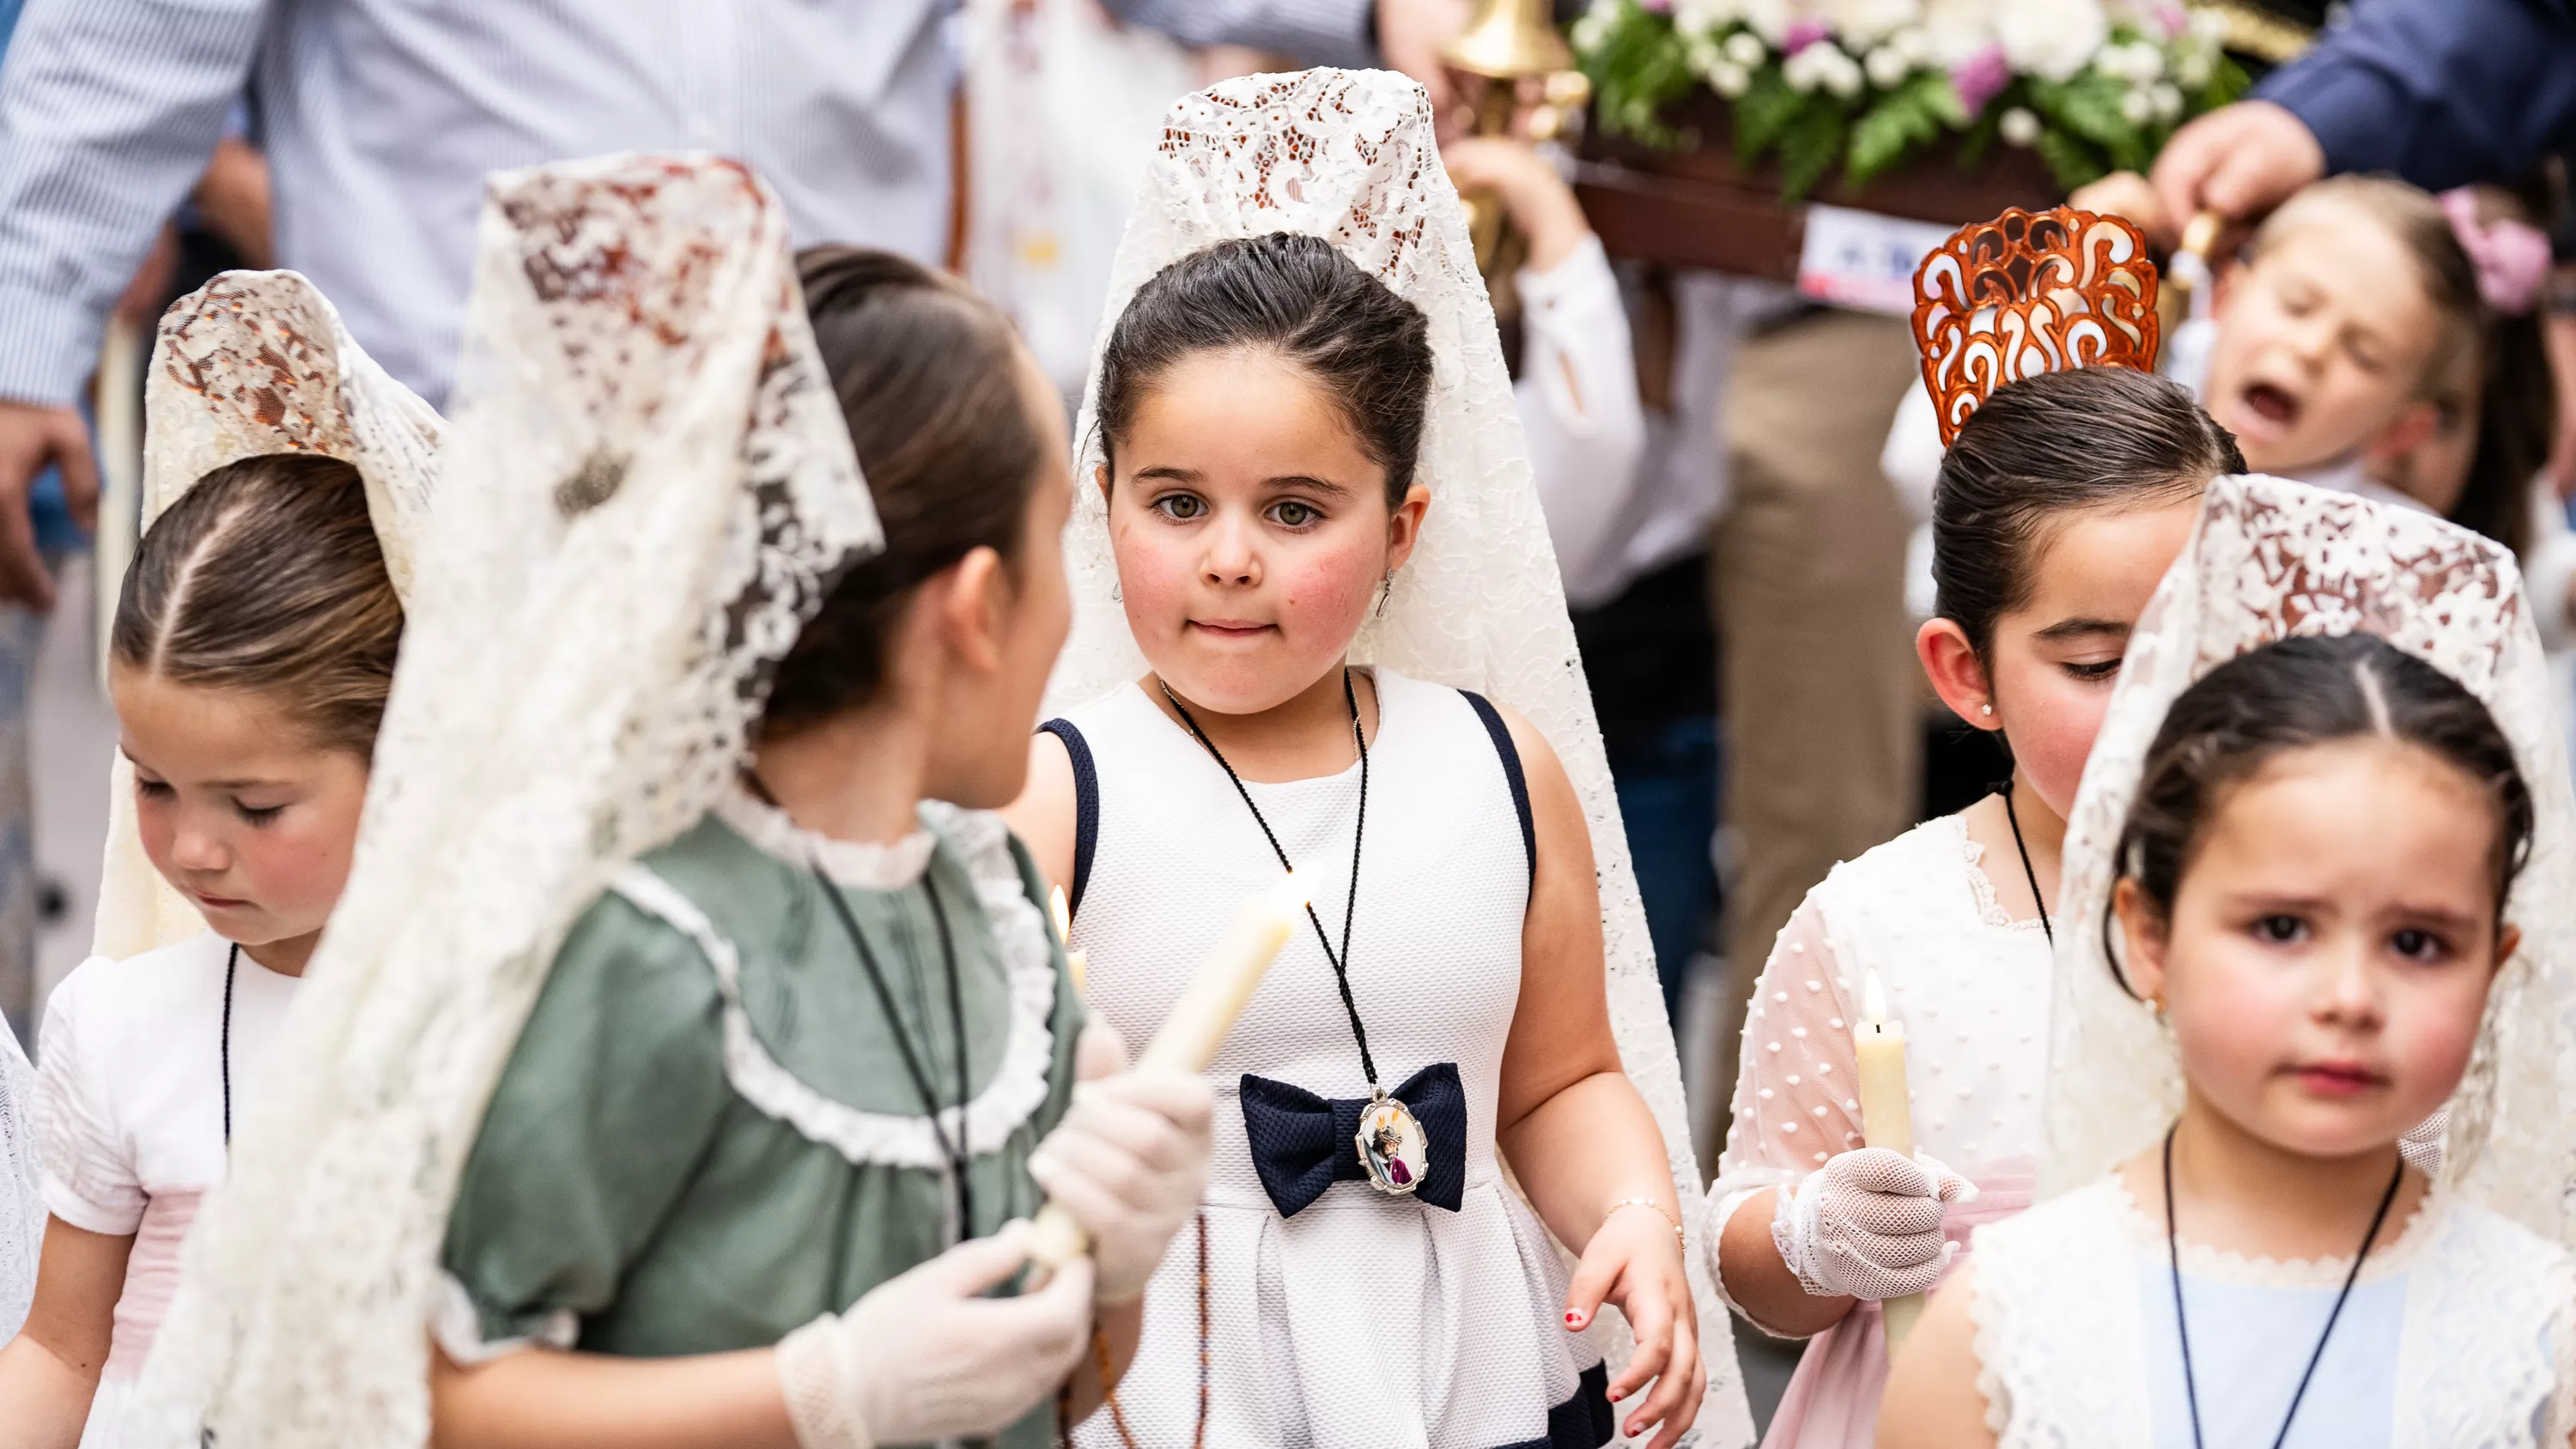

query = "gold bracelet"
[1607,1195,1686,1246]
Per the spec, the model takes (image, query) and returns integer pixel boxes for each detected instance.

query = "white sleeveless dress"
[1048,670,1611,1449]
[1972,1177,2576,1447]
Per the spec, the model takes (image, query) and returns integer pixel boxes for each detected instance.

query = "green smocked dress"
[440,787,1083,1447]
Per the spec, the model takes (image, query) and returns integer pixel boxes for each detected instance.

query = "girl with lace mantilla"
[1882,478,2576,1446]
[129,160,1208,1449]
[0,271,436,1449]
[1007,69,1744,1449]
[1706,209,2250,1449]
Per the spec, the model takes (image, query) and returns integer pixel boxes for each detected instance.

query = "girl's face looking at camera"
[111,666,369,965]
[2118,736,2512,1160]
[1104,346,1426,713]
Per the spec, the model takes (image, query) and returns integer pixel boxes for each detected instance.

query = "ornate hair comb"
[1911,206,2161,447]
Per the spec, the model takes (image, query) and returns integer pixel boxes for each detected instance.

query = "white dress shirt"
[1516,237,1790,609]
[0,0,1373,409]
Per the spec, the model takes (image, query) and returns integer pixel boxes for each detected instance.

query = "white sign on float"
[1795,203,1955,316]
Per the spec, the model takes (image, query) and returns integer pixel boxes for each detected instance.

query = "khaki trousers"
[1708,308,1923,1151]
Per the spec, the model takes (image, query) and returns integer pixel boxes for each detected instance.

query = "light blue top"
[2135,1254,2407,1449]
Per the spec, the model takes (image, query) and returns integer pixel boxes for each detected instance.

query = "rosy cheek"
[1273,538,1380,631]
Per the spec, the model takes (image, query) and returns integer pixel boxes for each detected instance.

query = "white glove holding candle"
[1026,1067,1214,1304]
[1770,1147,1977,1300]
[774,1220,1094,1449]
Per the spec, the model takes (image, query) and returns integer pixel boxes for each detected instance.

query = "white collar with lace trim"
[713,784,938,889]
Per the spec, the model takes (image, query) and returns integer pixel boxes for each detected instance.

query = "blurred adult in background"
[0,0,1468,611]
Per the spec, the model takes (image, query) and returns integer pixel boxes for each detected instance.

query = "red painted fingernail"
[1565,1310,1583,1326]
[1607,1390,1623,1404]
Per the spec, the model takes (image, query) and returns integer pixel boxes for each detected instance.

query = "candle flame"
[1862,968,1890,1028]
[1050,885,1071,943]
[1273,871,1311,914]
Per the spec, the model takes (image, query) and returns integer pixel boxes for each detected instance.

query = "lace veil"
[93,271,442,962]
[2039,474,2576,1242]
[131,155,881,1446]
[1047,68,1751,1440]
[0,1024,36,1342]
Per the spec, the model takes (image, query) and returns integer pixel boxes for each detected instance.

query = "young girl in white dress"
[1008,68,1743,1449]
[0,269,439,1449]
[1884,476,2576,1446]
[1708,209,2248,1449]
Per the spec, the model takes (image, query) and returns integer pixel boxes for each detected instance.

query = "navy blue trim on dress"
[1036,718,1097,918]
[1461,690,1536,888]
[1497,1361,1614,1449]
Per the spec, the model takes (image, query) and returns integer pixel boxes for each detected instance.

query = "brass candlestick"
[1440,0,1586,313]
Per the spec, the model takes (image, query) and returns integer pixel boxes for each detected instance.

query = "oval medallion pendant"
[1355,1090,1430,1197]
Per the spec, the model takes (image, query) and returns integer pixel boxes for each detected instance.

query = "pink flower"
[2153,2,2188,37]
[1783,19,1832,54]
[1949,43,2010,113]
[1639,0,1671,10]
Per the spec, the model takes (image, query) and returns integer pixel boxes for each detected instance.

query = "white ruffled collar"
[714,784,937,889]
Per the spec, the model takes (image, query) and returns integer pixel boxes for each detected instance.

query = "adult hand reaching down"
[0,401,99,610]
[2148,100,2326,243]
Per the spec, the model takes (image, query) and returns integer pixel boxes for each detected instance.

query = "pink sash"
[1759,1173,2034,1449]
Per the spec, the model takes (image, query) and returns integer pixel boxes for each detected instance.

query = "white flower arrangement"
[1580,0,2249,197]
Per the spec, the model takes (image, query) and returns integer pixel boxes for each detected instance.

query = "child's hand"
[1771,1147,1975,1301]
[1564,1200,1706,1449]
[774,1221,1094,1448]
[1443,136,1593,271]
[1027,1068,1214,1304]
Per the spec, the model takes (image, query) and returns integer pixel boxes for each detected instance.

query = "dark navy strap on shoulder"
[1459,690,1535,888]
[1036,718,1097,918]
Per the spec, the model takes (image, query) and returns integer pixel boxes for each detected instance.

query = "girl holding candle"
[1006,69,1741,1449]
[132,157,1212,1449]
[1881,477,2576,1447]
[1706,209,2251,1449]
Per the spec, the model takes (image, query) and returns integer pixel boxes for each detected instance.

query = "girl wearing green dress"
[416,239,1217,1448]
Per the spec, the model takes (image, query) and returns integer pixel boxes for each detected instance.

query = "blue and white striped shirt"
[0,0,1374,409]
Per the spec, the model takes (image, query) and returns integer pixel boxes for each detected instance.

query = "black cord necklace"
[747,774,976,1239]
[1999,779,2053,947]
[220,943,239,1145]
[1159,670,1378,1088]
[2161,1125,2403,1449]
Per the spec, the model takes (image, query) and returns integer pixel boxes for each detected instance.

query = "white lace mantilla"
[609,802,1059,1168]
[96,271,444,965]
[1046,69,1748,1442]
[135,156,884,1447]
[0,1027,38,1343]
[2043,476,2576,1250]
[1971,1178,2576,1447]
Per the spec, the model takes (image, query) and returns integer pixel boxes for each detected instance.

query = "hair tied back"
[2439,188,2551,318]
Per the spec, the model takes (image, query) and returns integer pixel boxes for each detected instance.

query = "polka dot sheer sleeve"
[1701,896,1867,1322]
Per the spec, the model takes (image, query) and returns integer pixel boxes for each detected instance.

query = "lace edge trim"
[712,784,937,889]
[1964,1244,2013,1437]
[2100,1170,2443,1287]
[429,1271,576,1366]
[606,829,1058,1169]
[1953,815,2047,937]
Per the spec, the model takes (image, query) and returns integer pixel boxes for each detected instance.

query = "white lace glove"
[1025,1066,1214,1304]
[774,1221,1093,1449]
[1770,1148,1976,1300]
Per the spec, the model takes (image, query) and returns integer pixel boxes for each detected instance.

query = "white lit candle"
[1028,874,1307,1270]
[1051,887,1087,999]
[1854,968,1927,1353]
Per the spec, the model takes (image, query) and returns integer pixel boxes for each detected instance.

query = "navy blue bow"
[1239,1062,1467,1217]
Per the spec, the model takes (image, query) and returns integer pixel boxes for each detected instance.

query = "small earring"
[1375,568,1395,620]
[1979,703,1994,717]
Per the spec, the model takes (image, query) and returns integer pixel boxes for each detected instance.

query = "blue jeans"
[1606,714,1721,1026]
